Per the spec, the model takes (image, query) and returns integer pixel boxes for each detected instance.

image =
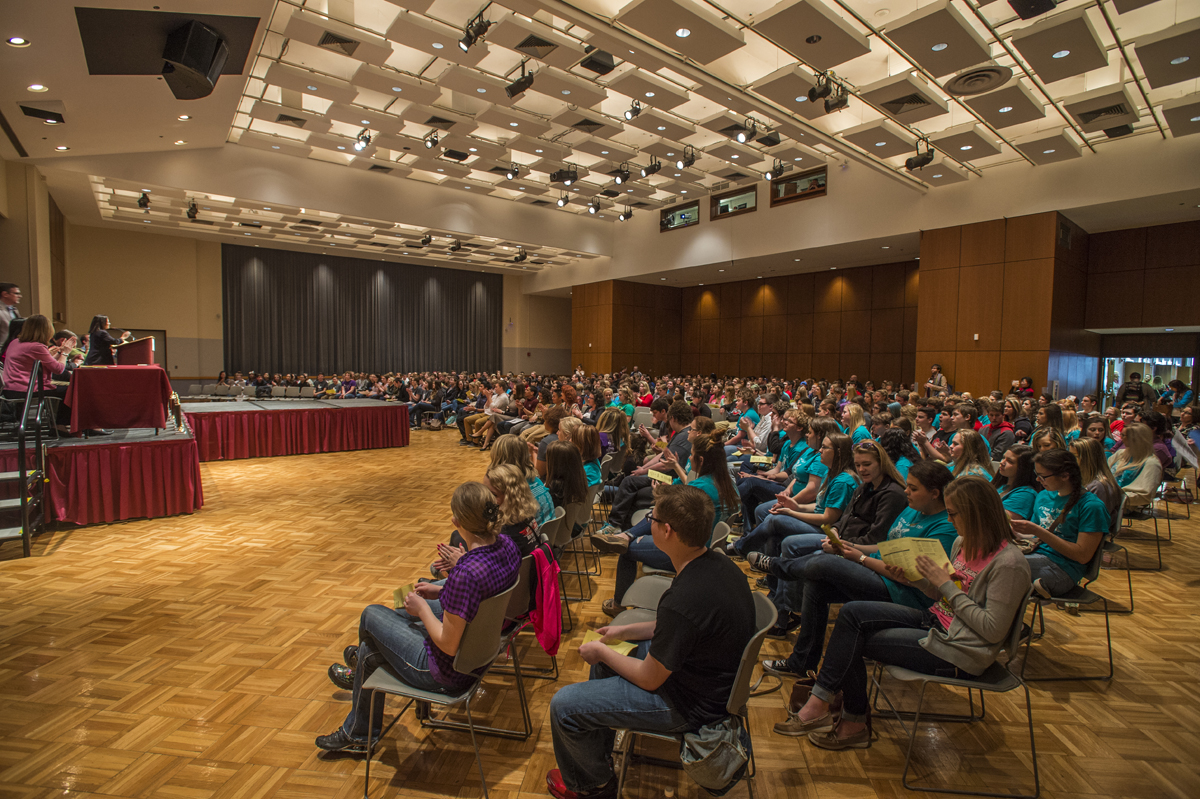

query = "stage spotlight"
[624,100,641,121]
[449,239,462,252]
[459,15,491,52]
[353,128,371,151]
[640,158,661,178]
[557,194,569,207]
[675,146,695,170]
[735,120,756,144]
[618,206,633,222]
[550,166,578,186]
[763,159,792,181]
[505,163,520,180]
[505,62,534,98]
[614,164,630,185]
[421,233,433,246]
[808,73,832,103]
[905,139,935,171]
[587,199,600,214]
[137,192,150,210]
[186,200,198,220]
[824,84,849,114]
[513,247,528,263]
[423,130,439,150]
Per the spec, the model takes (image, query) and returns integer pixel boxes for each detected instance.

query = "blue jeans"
[613,518,674,602]
[1025,554,1075,595]
[342,603,452,740]
[738,475,784,527]
[734,510,821,556]
[782,554,892,674]
[812,602,959,721]
[754,499,776,526]
[549,641,692,792]
[409,402,436,428]
[771,533,828,614]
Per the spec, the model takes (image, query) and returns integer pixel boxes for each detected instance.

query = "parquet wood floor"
[2,431,1199,799]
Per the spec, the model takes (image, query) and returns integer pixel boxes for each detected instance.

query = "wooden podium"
[115,337,155,366]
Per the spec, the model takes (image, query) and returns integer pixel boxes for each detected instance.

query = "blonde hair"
[558,416,582,442]
[596,408,629,455]
[451,482,501,540]
[490,434,536,479]
[943,476,1016,561]
[1072,437,1118,497]
[486,463,540,526]
[843,403,865,433]
[1111,422,1153,473]
[952,429,995,478]
[852,439,905,485]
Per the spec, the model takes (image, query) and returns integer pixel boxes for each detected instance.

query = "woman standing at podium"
[83,315,132,366]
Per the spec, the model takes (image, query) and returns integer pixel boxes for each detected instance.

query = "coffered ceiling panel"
[264,61,359,105]
[917,158,970,186]
[749,64,823,120]
[605,69,691,110]
[1014,128,1083,165]
[751,0,871,72]
[1160,96,1200,138]
[548,107,624,139]
[282,8,395,66]
[884,1,992,78]
[841,118,915,159]
[351,65,443,106]
[1010,9,1109,85]
[617,0,746,65]
[964,79,1045,128]
[625,106,696,141]
[930,123,1003,160]
[385,10,492,65]
[527,67,608,109]
[1062,84,1140,133]
[1134,18,1200,89]
[859,72,949,125]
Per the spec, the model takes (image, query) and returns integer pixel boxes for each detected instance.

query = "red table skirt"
[186,404,410,462]
[0,437,204,526]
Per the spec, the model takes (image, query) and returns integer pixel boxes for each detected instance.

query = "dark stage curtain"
[222,244,502,375]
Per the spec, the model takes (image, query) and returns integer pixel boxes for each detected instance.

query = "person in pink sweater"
[2,314,74,423]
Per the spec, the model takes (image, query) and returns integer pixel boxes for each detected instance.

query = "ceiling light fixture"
[1051,49,1070,59]
[178,114,191,120]
[174,140,187,145]
[905,138,935,171]
[55,145,69,151]
[551,166,579,186]
[735,119,757,144]
[459,14,492,53]
[640,158,661,178]
[137,192,151,210]
[26,83,47,92]
[808,73,833,103]
[588,198,600,214]
[513,247,528,263]
[186,200,198,220]
[676,145,696,170]
[424,130,439,150]
[624,99,641,121]
[676,28,691,38]
[353,128,372,151]
[449,239,463,252]
[931,42,948,52]
[505,61,535,98]
[618,206,633,222]
[6,37,30,47]
[824,82,849,114]
[1170,56,1190,65]
[998,106,1013,113]
[557,193,570,207]
[505,163,520,180]
[614,164,631,185]
[421,233,433,245]
[763,158,792,180]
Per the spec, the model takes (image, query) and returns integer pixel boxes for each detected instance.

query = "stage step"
[0,526,22,541]
[0,497,23,511]
[0,471,41,483]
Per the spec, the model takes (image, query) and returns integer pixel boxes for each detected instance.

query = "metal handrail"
[15,360,46,557]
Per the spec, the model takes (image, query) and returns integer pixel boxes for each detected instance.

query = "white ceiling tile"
[616,0,746,65]
[751,0,871,72]
[884,1,992,78]
[1013,128,1083,164]
[1010,9,1109,85]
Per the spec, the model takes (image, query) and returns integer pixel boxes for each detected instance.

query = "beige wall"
[502,275,571,375]
[0,161,53,317]
[64,223,223,379]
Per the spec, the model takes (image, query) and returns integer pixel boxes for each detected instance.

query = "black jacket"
[834,481,908,546]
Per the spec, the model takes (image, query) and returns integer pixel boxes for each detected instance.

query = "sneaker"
[722,540,745,561]
[545,769,617,799]
[762,659,805,678]
[590,532,629,554]
[764,614,801,640]
[1032,578,1052,600]
[343,645,358,669]
[601,598,625,618]
[328,663,354,690]
[807,725,871,750]
[458,439,476,446]
[314,727,367,753]
[747,552,774,574]
[773,710,834,737]
[755,577,768,589]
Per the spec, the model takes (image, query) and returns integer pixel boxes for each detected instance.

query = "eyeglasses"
[853,441,877,451]
[646,512,661,525]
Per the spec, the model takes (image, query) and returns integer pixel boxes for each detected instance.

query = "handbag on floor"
[679,715,750,796]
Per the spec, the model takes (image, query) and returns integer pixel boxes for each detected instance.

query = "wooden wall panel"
[954,351,1001,397]
[741,282,766,317]
[1005,212,1057,262]
[915,351,956,389]
[811,353,841,381]
[1000,258,1054,352]
[904,263,920,307]
[813,272,843,313]
[871,263,906,309]
[697,288,719,319]
[956,264,1003,350]
[719,353,740,377]
[920,226,961,271]
[719,283,740,317]
[762,353,786,379]
[840,313,868,353]
[840,268,872,311]
[742,352,763,377]
[1089,228,1147,274]
[915,268,959,351]
[1085,270,1143,328]
[903,306,919,356]
[1143,265,1200,327]
[679,353,699,375]
[762,279,786,316]
[740,316,764,354]
[998,351,1049,393]
[1144,219,1200,268]
[812,311,841,353]
[787,273,815,315]
[870,352,903,385]
[763,315,789,352]
[960,219,1006,266]
[700,319,721,355]
[786,353,812,380]
[786,313,814,355]
[871,307,905,353]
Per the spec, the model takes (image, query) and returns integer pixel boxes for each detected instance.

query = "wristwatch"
[858,553,868,564]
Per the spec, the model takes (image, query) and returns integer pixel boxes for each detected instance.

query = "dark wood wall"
[1085,220,1200,329]
[570,280,682,375]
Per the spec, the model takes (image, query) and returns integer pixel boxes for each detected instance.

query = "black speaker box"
[1007,0,1057,20]
[579,49,616,76]
[162,20,229,100]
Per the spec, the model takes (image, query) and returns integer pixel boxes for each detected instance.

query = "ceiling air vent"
[188,218,215,225]
[711,180,731,192]
[19,105,65,124]
[630,201,650,208]
[881,93,931,115]
[1104,124,1134,138]
[600,189,621,198]
[275,113,307,128]
[425,115,457,130]
[298,218,325,226]
[318,31,360,56]
[1079,104,1130,125]
[442,149,470,161]
[238,221,262,228]
[489,166,511,175]
[515,34,558,60]
[530,199,553,206]
[368,242,389,247]
[570,118,605,134]
[291,224,321,232]
[368,164,393,173]
[943,65,1013,96]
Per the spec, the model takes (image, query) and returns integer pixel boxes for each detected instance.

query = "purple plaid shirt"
[426,534,520,688]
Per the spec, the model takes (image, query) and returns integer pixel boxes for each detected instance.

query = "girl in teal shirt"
[990,444,1040,520]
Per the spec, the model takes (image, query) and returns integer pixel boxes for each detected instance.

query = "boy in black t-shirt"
[546,485,755,799]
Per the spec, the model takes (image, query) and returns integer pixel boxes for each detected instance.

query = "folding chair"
[537,507,575,633]
[300,386,316,398]
[872,586,1039,799]
[493,551,561,682]
[214,385,231,397]
[558,499,594,601]
[1119,477,1172,571]
[362,582,525,799]
[1100,493,1134,613]
[613,591,777,797]
[202,383,217,395]
[187,384,202,397]
[1021,539,1113,682]
[285,386,301,399]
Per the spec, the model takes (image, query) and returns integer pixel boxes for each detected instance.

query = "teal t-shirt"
[742,409,761,426]
[779,438,805,473]
[850,425,872,445]
[528,477,554,526]
[618,403,635,418]
[999,484,1039,520]
[673,473,724,528]
[815,471,860,514]
[894,456,913,479]
[583,459,602,487]
[872,507,957,609]
[790,446,827,496]
[1064,429,1080,443]
[1031,491,1109,583]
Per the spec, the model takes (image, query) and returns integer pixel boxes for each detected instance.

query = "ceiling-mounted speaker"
[1007,0,1057,20]
[162,20,229,100]
[579,49,616,75]
[943,65,1013,96]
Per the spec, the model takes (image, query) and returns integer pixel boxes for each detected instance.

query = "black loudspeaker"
[1007,0,1056,19]
[578,49,616,76]
[162,20,229,100]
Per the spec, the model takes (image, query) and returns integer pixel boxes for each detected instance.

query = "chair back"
[631,407,653,430]
[285,386,301,398]
[188,384,202,396]
[560,501,587,544]
[582,482,603,524]
[215,385,231,396]
[539,506,566,546]
[726,592,779,716]
[1003,585,1037,667]
[599,454,615,482]
[709,520,731,549]
[711,407,726,422]
[300,386,316,398]
[202,383,217,394]
[1108,492,1127,539]
[505,555,535,624]
[631,508,649,526]
[271,385,286,398]
[452,582,519,675]
[1081,526,1107,585]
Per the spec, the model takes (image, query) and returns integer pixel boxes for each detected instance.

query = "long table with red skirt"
[65,364,173,433]
[0,431,204,526]
[183,399,410,462]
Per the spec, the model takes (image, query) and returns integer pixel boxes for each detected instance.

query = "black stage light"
[421,233,433,245]
[763,159,792,180]
[735,120,756,144]
[640,158,661,178]
[505,62,534,98]
[618,206,633,221]
[505,163,519,180]
[513,247,528,263]
[557,194,569,207]
[459,16,491,52]
[614,164,630,185]
[808,74,832,103]
[449,239,462,252]
[905,139,935,171]
[587,199,600,214]
[624,100,641,121]
[137,192,150,209]
[824,85,849,114]
[675,145,695,170]
[423,130,439,149]
[186,200,198,220]
[353,128,371,151]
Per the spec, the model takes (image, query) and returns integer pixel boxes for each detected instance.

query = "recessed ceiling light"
[477,88,487,93]
[731,154,739,158]
[998,106,1013,113]
[510,122,518,126]
[830,267,836,270]
[681,190,687,193]
[656,126,666,131]
[1052,50,1070,59]
[661,277,667,280]
[699,283,704,286]
[337,145,346,150]
[882,246,890,249]
[1042,149,1055,154]
[795,96,808,103]
[674,173,681,176]
[1191,115,1200,122]
[392,86,403,92]
[793,157,802,161]
[263,207,271,210]
[437,168,444,172]
[561,89,571,95]
[931,43,948,52]
[793,259,800,262]
[874,141,886,147]
[26,83,46,92]
[361,119,370,124]
[272,145,280,149]
[53,145,69,151]
[7,37,30,47]
[1170,56,1190,65]
[44,118,58,125]
[931,173,943,178]
[306,85,317,90]
[535,148,543,153]
[245,232,251,236]
[675,28,691,38]
[757,276,762,279]
[666,152,675,156]
[175,140,186,145]
[959,145,972,150]
[1166,328,1175,331]
[144,220,151,223]
[178,114,191,120]
[645,91,656,97]
[432,42,444,49]
[469,147,477,152]
[600,150,609,155]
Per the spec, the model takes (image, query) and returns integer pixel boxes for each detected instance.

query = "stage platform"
[183,398,410,462]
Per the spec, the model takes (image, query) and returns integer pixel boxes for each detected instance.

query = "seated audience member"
[594,432,738,616]
[842,403,872,445]
[991,445,1039,520]
[877,427,918,479]
[544,440,588,511]
[749,440,908,636]
[1061,407,1081,443]
[533,407,566,479]
[592,402,693,536]
[574,425,604,486]
[317,481,521,753]
[1035,402,1066,439]
[546,484,755,799]
[1,315,74,423]
[490,434,554,525]
[743,417,840,532]
[1013,450,1108,599]
[1107,422,1163,508]
[1082,414,1116,453]
[984,401,1016,460]
[1030,427,1067,453]
[947,429,995,479]
[735,410,810,527]
[1134,408,1175,470]
[759,459,956,681]
[595,408,629,460]
[780,477,1030,749]
[1179,406,1200,459]
[1072,437,1121,517]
